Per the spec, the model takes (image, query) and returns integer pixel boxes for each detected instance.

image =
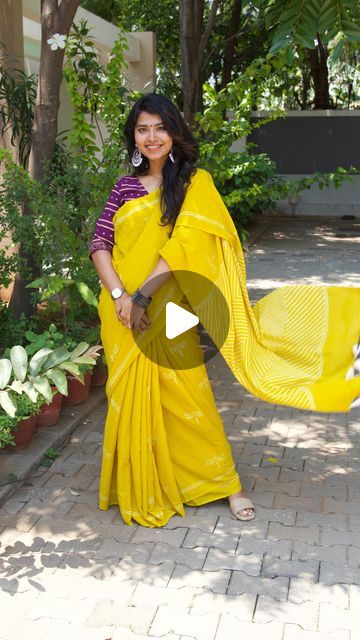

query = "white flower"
[47,33,67,51]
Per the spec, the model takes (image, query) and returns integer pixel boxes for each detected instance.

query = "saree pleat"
[98,168,360,527]
[99,321,241,526]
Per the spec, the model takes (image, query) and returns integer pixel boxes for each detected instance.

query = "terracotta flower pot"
[38,389,64,427]
[4,414,38,451]
[91,359,108,387]
[63,369,92,406]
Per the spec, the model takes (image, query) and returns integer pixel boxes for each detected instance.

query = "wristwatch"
[111,287,124,300]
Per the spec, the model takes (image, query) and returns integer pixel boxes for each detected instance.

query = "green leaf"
[29,375,53,403]
[68,342,89,359]
[329,39,344,63]
[58,362,81,376]
[0,358,12,389]
[295,33,317,49]
[29,348,54,376]
[46,369,68,395]
[27,276,73,298]
[9,380,24,394]
[66,370,84,384]
[269,39,287,54]
[42,346,71,370]
[284,45,294,66]
[318,6,338,32]
[9,346,28,382]
[74,281,98,308]
[72,356,97,366]
[83,344,103,359]
[305,1,320,22]
[0,390,17,417]
[22,381,39,403]
[279,4,299,23]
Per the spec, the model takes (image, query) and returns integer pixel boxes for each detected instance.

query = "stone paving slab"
[0,216,359,639]
[0,388,105,508]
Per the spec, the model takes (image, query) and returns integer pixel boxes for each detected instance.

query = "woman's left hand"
[116,293,151,332]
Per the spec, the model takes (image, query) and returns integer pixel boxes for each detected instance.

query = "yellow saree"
[98,168,360,527]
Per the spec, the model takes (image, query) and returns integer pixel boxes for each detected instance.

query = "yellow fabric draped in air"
[98,168,360,527]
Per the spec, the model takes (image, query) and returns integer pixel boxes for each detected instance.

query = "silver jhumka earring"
[169,148,175,163]
[132,146,143,167]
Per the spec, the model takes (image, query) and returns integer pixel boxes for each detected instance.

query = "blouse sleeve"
[89,179,123,258]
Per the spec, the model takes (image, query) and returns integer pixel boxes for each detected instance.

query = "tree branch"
[220,0,242,89]
[203,6,251,72]
[203,20,250,71]
[198,0,221,63]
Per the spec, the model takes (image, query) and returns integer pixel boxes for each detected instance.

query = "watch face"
[111,288,123,299]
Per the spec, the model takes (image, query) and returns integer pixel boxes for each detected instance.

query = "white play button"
[165,302,199,340]
[131,270,230,369]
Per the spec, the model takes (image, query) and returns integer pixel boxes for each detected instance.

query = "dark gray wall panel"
[248,116,360,174]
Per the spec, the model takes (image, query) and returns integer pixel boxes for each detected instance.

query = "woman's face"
[134,111,173,163]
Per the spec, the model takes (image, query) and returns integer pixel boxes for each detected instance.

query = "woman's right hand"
[115,293,151,332]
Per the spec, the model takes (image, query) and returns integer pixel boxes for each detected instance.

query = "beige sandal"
[229,496,255,521]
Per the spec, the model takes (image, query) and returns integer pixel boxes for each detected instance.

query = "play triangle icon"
[165,302,199,340]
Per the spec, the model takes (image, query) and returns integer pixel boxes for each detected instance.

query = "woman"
[91,93,360,528]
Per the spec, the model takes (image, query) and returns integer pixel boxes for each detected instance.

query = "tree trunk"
[309,34,331,109]
[179,0,203,126]
[179,0,220,126]
[9,0,80,318]
[220,0,242,90]
[28,0,80,183]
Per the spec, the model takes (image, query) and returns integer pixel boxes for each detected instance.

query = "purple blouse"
[89,175,148,257]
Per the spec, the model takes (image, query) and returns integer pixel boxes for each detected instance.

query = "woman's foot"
[228,490,255,521]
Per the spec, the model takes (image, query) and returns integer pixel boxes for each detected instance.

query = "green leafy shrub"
[0,392,43,449]
[196,79,355,239]
[24,323,65,355]
[0,303,31,354]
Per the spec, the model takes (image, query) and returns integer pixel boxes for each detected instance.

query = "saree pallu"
[98,168,360,527]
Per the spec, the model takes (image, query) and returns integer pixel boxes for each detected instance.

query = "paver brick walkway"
[0,215,359,640]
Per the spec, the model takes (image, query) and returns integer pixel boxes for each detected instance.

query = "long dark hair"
[124,93,199,229]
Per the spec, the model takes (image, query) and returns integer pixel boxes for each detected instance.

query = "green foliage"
[63,19,133,170]
[0,392,43,449]
[80,0,182,102]
[257,0,360,57]
[0,303,30,353]
[196,77,284,236]
[0,148,108,335]
[0,50,37,166]
[80,0,359,110]
[24,324,65,356]
[0,342,102,418]
[197,76,355,236]
[40,447,60,467]
[0,23,139,345]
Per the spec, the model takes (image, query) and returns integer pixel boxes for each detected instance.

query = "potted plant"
[1,393,44,451]
[23,324,66,427]
[91,352,108,387]
[62,339,102,406]
[61,328,103,405]
[0,342,102,427]
[37,387,64,427]
[63,364,93,406]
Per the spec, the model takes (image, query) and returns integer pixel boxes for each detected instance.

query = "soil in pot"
[38,389,64,427]
[63,369,92,406]
[4,414,38,451]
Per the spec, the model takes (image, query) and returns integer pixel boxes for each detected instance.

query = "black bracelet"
[131,288,152,309]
